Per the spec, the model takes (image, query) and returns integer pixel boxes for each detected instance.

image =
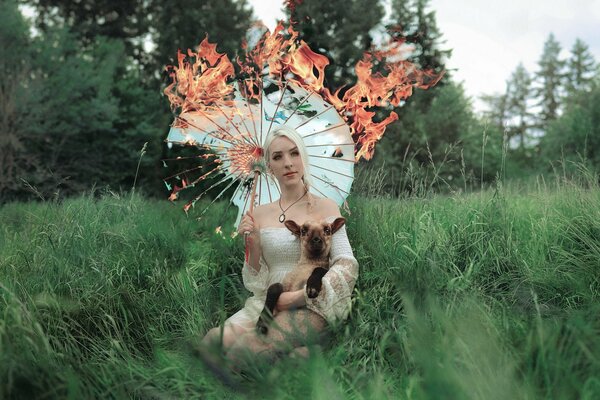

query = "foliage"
[534,33,565,126]
[0,0,34,198]
[2,178,600,398]
[564,38,597,98]
[27,0,154,66]
[506,63,534,150]
[390,0,450,73]
[365,82,482,195]
[286,0,385,89]
[540,83,600,173]
[357,0,460,195]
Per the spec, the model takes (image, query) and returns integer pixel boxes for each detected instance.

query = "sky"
[248,0,600,112]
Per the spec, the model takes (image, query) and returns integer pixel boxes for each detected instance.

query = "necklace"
[278,190,308,223]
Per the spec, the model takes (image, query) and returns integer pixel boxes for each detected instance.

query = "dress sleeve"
[304,220,359,325]
[242,256,270,297]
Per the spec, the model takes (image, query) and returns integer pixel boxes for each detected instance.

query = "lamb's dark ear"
[331,217,346,234]
[284,220,301,236]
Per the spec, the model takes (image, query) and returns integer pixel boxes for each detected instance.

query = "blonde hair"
[264,126,314,209]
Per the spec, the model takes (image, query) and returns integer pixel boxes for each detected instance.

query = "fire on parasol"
[163,22,441,229]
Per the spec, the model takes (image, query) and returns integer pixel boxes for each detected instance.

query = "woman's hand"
[238,211,259,242]
[275,289,306,313]
[239,211,261,269]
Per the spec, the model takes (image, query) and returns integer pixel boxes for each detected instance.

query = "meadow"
[1,174,599,399]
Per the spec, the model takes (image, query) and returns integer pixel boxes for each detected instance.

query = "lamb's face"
[284,218,346,260]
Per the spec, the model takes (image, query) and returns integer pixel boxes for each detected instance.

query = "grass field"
[1,177,599,399]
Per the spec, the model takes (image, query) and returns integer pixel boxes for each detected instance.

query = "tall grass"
[1,176,599,398]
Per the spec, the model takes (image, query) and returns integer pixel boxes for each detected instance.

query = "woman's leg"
[202,323,251,351]
[226,310,327,369]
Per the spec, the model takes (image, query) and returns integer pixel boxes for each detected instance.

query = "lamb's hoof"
[256,320,268,335]
[306,286,320,298]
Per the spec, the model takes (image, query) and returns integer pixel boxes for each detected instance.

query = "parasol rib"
[163,164,221,181]
[301,123,347,139]
[266,81,290,137]
[309,163,355,180]
[283,91,313,125]
[305,143,355,148]
[190,165,244,204]
[197,109,254,147]
[197,170,246,219]
[215,104,259,147]
[175,116,235,146]
[294,105,334,129]
[308,154,356,163]
[310,173,351,196]
[238,80,259,141]
[306,181,331,201]
[263,172,274,204]
[259,79,264,145]
[309,174,348,204]
[161,153,219,162]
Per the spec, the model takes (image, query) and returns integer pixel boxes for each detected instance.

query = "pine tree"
[151,0,253,73]
[286,0,385,89]
[369,0,456,193]
[390,0,449,74]
[26,0,154,62]
[506,63,533,149]
[480,86,510,133]
[0,0,33,199]
[565,38,596,97]
[534,33,565,126]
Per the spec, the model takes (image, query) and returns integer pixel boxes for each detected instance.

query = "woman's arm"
[239,208,269,295]
[238,209,263,272]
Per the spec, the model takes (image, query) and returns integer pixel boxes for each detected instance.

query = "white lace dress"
[225,216,359,330]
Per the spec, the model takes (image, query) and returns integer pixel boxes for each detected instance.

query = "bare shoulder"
[314,197,342,219]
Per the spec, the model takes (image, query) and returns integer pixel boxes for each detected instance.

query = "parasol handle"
[248,170,260,214]
[244,170,260,263]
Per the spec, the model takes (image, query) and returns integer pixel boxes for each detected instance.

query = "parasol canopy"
[163,23,442,228]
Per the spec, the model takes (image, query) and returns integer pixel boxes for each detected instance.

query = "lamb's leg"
[256,283,283,335]
[306,267,328,298]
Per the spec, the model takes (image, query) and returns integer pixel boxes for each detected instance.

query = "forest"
[2,0,598,202]
[1,1,599,399]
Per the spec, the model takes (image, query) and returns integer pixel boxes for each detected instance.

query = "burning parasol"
[163,23,441,228]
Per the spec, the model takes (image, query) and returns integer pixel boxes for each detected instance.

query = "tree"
[0,0,35,199]
[534,33,565,126]
[540,84,600,172]
[26,0,154,63]
[506,63,534,150]
[286,0,385,88]
[480,86,510,133]
[361,0,456,195]
[150,0,253,74]
[390,0,449,74]
[564,38,596,98]
[369,82,475,194]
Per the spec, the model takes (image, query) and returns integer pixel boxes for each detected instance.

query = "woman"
[202,125,358,362]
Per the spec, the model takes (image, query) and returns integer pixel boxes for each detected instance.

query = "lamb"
[256,217,346,335]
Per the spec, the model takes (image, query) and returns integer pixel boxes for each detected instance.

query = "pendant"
[279,213,286,223]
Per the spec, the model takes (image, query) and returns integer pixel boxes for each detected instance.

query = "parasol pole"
[244,159,265,264]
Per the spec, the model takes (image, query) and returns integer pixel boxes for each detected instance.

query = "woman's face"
[268,136,305,186]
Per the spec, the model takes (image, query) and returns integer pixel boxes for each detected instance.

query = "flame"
[323,41,443,161]
[164,36,235,115]
[164,21,442,205]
